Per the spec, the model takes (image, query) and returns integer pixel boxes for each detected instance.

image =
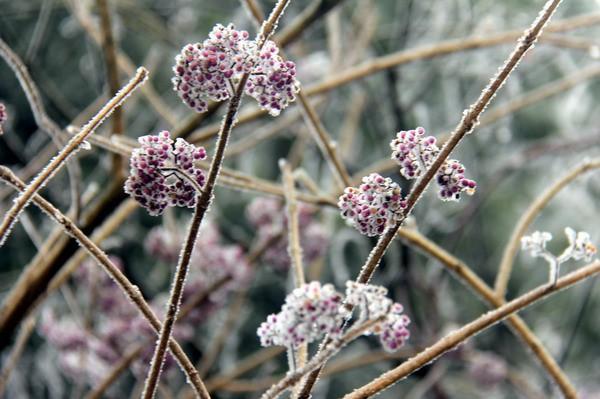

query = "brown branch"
[343,260,600,398]
[0,67,148,247]
[494,158,600,298]
[297,1,565,396]
[0,167,209,396]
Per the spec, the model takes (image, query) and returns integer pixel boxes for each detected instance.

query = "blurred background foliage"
[1,0,600,397]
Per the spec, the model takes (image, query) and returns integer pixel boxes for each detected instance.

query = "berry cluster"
[563,227,597,262]
[390,127,439,179]
[436,159,477,201]
[345,282,410,352]
[521,231,553,258]
[0,103,6,134]
[124,130,207,216]
[245,41,300,116]
[390,127,476,201]
[246,197,328,271]
[338,173,405,237]
[173,23,299,116]
[257,282,344,348]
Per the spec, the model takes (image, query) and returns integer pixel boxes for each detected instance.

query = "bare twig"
[0,67,148,247]
[343,260,600,398]
[0,167,209,397]
[84,344,144,399]
[297,1,565,396]
[495,158,600,298]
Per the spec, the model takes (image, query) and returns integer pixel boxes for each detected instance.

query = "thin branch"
[343,260,600,399]
[397,228,577,397]
[141,2,292,396]
[0,36,83,221]
[0,167,209,397]
[96,0,125,175]
[297,1,564,396]
[495,158,600,298]
[84,344,144,399]
[0,67,148,247]
[280,160,306,287]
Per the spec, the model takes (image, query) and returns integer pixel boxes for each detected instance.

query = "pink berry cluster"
[338,173,405,237]
[173,23,299,116]
[257,282,344,348]
[124,130,207,216]
[436,159,477,201]
[344,282,410,352]
[390,127,476,201]
[246,197,328,271]
[0,103,6,134]
[244,41,300,116]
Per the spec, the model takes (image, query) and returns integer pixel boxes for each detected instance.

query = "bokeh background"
[1,0,600,397]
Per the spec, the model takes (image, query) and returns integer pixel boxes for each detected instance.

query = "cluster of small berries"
[246,197,328,270]
[257,281,410,353]
[344,282,410,352]
[522,227,597,263]
[257,282,344,348]
[173,23,299,116]
[124,130,207,216]
[338,173,405,237]
[390,127,476,201]
[339,127,477,236]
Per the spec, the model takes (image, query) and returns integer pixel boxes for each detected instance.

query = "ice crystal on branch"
[338,173,405,237]
[257,282,344,348]
[246,197,328,270]
[521,227,597,284]
[124,130,207,216]
[173,23,299,116]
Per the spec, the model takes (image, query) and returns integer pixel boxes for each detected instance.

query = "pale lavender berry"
[390,127,439,179]
[244,41,300,116]
[257,282,344,348]
[0,103,6,134]
[436,159,476,201]
[378,303,411,352]
[172,24,256,112]
[124,131,207,216]
[338,173,405,237]
[246,197,328,271]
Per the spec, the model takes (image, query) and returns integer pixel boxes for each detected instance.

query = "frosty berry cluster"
[338,173,406,237]
[124,130,207,216]
[173,23,299,116]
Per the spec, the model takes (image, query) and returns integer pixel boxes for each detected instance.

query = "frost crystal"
[338,173,405,237]
[124,130,207,216]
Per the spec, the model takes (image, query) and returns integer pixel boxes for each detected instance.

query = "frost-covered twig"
[495,158,600,297]
[0,167,209,397]
[299,1,564,396]
[0,67,148,247]
[343,260,600,399]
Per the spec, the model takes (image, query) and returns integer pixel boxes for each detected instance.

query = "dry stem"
[495,158,600,298]
[0,67,148,247]
[343,260,600,398]
[0,167,209,397]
